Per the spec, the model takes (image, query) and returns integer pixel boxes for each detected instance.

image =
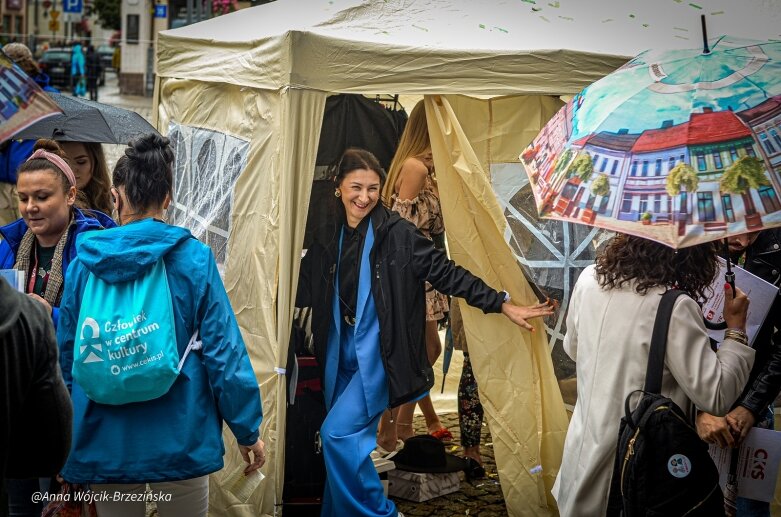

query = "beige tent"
[154,1,781,515]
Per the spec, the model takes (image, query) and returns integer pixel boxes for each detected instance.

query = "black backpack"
[606,290,724,517]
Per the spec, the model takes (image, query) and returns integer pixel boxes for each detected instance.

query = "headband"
[26,149,77,187]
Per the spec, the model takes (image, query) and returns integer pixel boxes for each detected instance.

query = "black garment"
[338,218,369,324]
[0,277,72,502]
[85,50,102,101]
[31,242,55,297]
[297,205,505,408]
[733,229,781,417]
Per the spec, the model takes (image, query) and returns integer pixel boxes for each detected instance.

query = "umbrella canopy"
[0,52,61,142]
[13,93,159,144]
[521,36,781,248]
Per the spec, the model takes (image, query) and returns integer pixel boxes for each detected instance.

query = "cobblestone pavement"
[392,412,508,517]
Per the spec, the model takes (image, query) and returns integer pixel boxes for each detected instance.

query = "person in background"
[0,43,59,227]
[56,134,265,517]
[112,45,121,76]
[60,142,114,218]
[449,299,486,480]
[696,229,781,517]
[0,139,108,517]
[84,45,102,102]
[554,234,755,517]
[70,42,85,97]
[297,148,554,517]
[376,101,452,455]
[1,277,72,517]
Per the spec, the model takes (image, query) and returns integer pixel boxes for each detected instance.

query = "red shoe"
[430,427,454,442]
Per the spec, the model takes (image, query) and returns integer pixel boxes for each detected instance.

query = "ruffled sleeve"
[392,195,427,232]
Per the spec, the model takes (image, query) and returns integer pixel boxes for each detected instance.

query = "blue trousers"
[320,361,395,517]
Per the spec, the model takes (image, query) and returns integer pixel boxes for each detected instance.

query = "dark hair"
[595,234,718,302]
[334,148,386,186]
[113,134,174,212]
[17,139,73,193]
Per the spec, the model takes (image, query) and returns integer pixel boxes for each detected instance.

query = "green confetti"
[531,6,542,11]
[494,26,509,33]
[521,0,536,3]
[540,15,550,22]
[411,24,429,32]
[629,13,635,18]
[711,10,724,15]
[673,0,683,3]
[689,3,702,9]
[602,18,614,22]
[558,15,574,21]
[479,23,486,28]
[674,26,689,31]
[642,23,649,27]
[548,1,560,7]
[675,35,690,40]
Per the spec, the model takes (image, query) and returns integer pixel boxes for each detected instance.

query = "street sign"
[49,9,59,19]
[48,20,60,31]
[154,4,167,17]
[62,0,82,13]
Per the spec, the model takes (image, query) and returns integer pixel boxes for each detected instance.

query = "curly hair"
[595,234,718,302]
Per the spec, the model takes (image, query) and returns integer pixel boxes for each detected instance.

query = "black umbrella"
[12,93,159,144]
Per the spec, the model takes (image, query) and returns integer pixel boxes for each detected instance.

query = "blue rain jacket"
[57,218,262,484]
[0,208,110,328]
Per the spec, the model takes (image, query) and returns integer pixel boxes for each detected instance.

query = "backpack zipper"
[620,427,640,497]
[681,483,720,516]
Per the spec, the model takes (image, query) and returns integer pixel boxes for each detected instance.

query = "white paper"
[223,462,265,503]
[0,269,24,292]
[708,427,781,502]
[702,258,778,346]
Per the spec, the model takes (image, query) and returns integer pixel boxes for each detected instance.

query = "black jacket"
[0,277,72,490]
[296,205,505,408]
[735,229,781,417]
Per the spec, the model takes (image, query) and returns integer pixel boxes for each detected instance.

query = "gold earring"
[334,189,341,198]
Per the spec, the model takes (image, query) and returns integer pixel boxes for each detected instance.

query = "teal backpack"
[72,259,200,405]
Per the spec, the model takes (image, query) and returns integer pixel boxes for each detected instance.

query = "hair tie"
[26,149,77,187]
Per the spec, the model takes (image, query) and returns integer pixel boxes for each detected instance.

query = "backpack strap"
[177,330,202,372]
[643,289,686,394]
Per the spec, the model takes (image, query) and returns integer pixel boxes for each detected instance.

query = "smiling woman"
[296,148,556,517]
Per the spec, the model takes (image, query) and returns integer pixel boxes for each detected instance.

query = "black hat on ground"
[391,435,467,474]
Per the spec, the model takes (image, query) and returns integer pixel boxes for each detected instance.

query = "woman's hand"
[696,412,735,449]
[28,293,52,316]
[725,406,756,444]
[239,438,266,474]
[723,284,749,331]
[500,299,556,331]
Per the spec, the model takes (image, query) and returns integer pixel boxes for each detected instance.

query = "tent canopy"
[154,2,781,515]
[157,0,781,96]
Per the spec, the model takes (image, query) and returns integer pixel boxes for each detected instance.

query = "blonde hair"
[382,101,431,206]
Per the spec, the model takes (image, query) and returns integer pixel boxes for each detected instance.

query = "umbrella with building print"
[0,51,61,142]
[521,35,781,248]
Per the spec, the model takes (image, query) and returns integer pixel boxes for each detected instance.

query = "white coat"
[553,265,755,517]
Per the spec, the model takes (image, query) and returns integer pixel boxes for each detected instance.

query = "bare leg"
[420,320,445,432]
[463,445,482,465]
[376,409,397,452]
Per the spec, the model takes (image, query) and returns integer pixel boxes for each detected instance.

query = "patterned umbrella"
[0,51,61,142]
[521,36,781,248]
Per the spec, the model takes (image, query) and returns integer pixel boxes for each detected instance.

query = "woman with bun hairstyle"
[297,148,554,517]
[0,138,110,517]
[56,134,265,517]
[60,141,114,219]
